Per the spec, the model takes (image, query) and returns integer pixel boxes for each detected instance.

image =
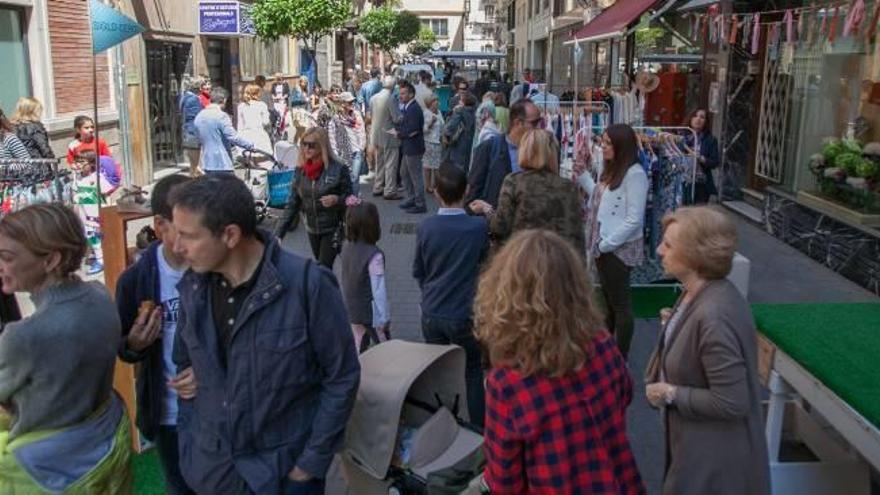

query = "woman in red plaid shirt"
[474,229,645,494]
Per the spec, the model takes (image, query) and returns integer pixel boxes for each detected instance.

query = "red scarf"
[303,159,324,181]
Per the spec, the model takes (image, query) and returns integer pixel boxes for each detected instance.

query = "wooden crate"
[757,332,777,388]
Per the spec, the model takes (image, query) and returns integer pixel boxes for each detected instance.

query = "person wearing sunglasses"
[274,128,352,268]
[464,99,540,214]
[448,79,475,112]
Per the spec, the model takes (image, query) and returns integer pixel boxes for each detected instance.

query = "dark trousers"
[683,182,711,205]
[400,153,426,208]
[421,316,485,428]
[308,232,337,269]
[283,477,325,495]
[155,425,195,495]
[595,253,634,358]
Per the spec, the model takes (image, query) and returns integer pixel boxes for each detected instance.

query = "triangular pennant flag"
[90,0,145,54]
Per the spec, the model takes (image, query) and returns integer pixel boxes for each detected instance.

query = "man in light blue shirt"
[193,87,254,172]
[358,69,382,115]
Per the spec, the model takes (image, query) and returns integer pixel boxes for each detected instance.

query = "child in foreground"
[340,200,390,352]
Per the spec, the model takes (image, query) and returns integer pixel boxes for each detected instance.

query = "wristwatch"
[664,385,677,406]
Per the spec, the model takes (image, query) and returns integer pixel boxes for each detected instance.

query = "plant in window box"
[811,138,880,213]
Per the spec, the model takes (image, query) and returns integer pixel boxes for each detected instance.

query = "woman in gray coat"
[645,206,770,495]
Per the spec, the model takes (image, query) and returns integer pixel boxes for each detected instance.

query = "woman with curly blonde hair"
[475,229,644,494]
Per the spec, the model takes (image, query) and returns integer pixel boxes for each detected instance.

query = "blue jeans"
[350,151,364,197]
[421,316,485,428]
[155,425,195,495]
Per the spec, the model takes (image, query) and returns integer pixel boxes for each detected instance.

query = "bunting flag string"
[752,13,761,55]
[729,14,740,45]
[828,6,840,44]
[784,9,795,42]
[798,7,806,42]
[867,0,880,43]
[742,14,752,50]
[843,0,865,37]
[684,0,880,51]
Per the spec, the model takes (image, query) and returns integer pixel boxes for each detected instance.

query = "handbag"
[267,168,296,208]
[443,111,465,146]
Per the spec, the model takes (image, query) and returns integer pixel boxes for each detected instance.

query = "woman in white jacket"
[576,123,648,358]
[236,83,272,158]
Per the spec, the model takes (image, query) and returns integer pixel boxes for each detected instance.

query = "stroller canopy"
[344,341,468,480]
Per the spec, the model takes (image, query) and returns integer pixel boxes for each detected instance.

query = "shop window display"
[792,37,880,218]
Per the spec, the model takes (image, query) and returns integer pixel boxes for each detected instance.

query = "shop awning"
[565,0,667,44]
[677,0,717,12]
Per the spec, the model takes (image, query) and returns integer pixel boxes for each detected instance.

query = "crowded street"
[3,0,880,494]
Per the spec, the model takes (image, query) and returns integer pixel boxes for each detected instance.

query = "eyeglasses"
[301,141,318,149]
[522,117,542,127]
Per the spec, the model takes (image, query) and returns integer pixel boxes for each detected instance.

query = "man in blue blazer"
[193,87,254,173]
[394,81,427,214]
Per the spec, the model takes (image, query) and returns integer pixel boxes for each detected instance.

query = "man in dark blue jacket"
[395,80,427,214]
[464,99,540,213]
[116,173,194,495]
[168,174,359,494]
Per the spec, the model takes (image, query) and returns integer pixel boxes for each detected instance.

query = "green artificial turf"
[632,285,681,319]
[133,449,164,495]
[752,303,880,430]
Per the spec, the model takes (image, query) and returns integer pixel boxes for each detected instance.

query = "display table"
[754,303,880,495]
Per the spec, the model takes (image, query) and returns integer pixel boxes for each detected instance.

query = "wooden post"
[115,0,152,187]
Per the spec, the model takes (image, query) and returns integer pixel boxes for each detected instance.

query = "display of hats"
[635,71,660,93]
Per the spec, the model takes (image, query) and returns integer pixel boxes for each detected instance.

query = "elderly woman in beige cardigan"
[645,206,770,495]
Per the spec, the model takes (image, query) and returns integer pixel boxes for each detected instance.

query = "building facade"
[1,0,307,185]
[401,0,467,51]
[2,0,118,160]
[462,0,499,55]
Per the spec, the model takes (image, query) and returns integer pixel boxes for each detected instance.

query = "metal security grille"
[146,41,191,171]
[754,49,793,184]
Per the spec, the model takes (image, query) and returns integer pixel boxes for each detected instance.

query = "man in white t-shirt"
[116,174,195,495]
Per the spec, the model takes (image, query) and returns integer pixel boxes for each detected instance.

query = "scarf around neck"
[303,159,324,181]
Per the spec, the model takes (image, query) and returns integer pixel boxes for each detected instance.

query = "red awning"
[569,0,662,43]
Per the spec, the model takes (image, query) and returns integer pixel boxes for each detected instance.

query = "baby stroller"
[342,340,485,495]
[235,148,295,225]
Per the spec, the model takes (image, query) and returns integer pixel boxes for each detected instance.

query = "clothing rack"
[0,158,72,214]
[0,158,61,177]
[632,126,700,203]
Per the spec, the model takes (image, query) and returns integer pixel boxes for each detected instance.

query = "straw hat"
[635,71,660,93]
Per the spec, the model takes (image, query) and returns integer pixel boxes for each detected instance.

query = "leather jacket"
[14,121,55,159]
[275,159,352,237]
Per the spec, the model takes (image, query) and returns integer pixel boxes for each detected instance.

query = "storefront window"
[789,32,880,216]
[0,7,31,112]
[239,36,289,79]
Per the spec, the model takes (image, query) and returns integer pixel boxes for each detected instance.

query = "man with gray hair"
[368,76,403,199]
[193,87,254,173]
